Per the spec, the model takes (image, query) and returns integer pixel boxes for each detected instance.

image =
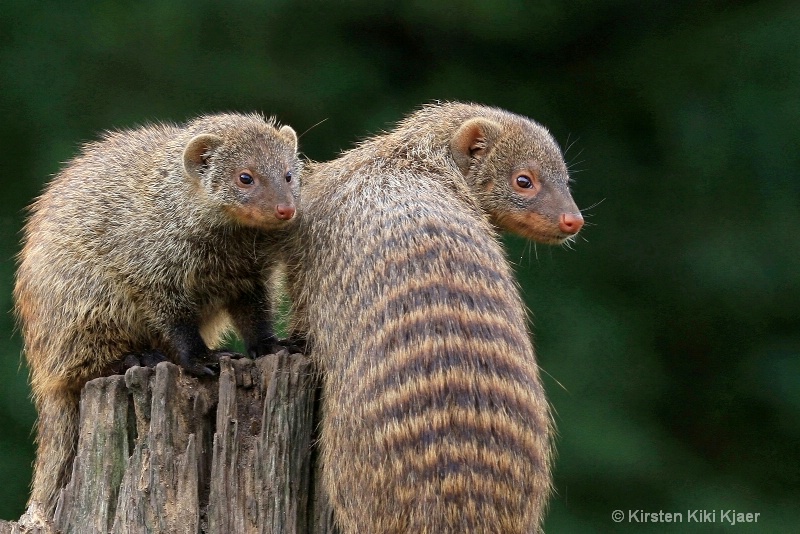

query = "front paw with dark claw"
[179,357,216,377]
[122,350,170,370]
[178,351,225,376]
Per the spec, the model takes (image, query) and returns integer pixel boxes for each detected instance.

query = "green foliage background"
[1,1,798,531]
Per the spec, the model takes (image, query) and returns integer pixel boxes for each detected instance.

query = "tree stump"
[0,351,338,534]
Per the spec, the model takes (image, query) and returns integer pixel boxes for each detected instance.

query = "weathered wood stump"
[0,351,338,534]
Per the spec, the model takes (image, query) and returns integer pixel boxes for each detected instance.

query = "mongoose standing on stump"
[14,112,301,518]
[286,102,583,533]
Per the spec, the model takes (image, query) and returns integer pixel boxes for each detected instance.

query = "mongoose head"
[450,114,583,244]
[182,123,300,229]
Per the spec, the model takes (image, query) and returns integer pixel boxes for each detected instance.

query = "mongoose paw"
[122,350,169,370]
[182,361,217,377]
[178,352,221,376]
[277,336,308,354]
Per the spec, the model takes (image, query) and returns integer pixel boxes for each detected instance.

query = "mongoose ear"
[278,125,298,152]
[183,134,224,180]
[450,118,503,175]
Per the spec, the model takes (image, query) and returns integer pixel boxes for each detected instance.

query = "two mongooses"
[286,102,582,533]
[14,112,300,517]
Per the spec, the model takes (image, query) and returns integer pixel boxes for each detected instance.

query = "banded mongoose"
[14,112,300,517]
[286,102,583,533]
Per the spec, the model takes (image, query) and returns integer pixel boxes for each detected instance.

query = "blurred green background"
[1,1,798,531]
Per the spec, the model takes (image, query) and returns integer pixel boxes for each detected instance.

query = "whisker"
[580,198,606,213]
[564,134,581,157]
[298,117,329,139]
[517,240,531,267]
[566,152,585,167]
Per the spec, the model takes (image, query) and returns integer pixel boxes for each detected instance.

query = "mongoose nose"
[275,204,296,220]
[559,212,584,234]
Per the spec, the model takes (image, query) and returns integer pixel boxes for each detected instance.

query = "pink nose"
[559,212,584,234]
[275,204,296,220]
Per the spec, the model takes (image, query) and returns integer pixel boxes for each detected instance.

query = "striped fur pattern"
[288,102,578,532]
[14,112,300,517]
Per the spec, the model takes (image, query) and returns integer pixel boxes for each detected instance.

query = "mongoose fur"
[14,112,300,517]
[286,102,582,533]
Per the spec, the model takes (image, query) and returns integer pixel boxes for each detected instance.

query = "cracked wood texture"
[0,352,337,534]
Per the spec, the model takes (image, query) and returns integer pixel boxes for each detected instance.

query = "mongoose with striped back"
[14,112,300,518]
[286,102,583,533]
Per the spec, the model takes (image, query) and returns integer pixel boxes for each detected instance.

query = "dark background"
[1,1,798,531]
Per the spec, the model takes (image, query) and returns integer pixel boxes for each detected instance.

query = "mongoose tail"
[29,389,79,515]
[315,192,552,533]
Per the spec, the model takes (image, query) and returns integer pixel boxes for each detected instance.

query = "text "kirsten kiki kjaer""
[627,509,760,525]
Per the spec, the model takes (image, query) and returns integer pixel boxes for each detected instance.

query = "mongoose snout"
[559,211,584,234]
[275,203,296,220]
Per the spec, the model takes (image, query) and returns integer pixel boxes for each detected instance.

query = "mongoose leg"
[168,322,220,376]
[227,285,284,358]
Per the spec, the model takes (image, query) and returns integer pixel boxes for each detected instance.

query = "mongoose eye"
[239,172,254,185]
[285,171,293,183]
[515,175,533,189]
